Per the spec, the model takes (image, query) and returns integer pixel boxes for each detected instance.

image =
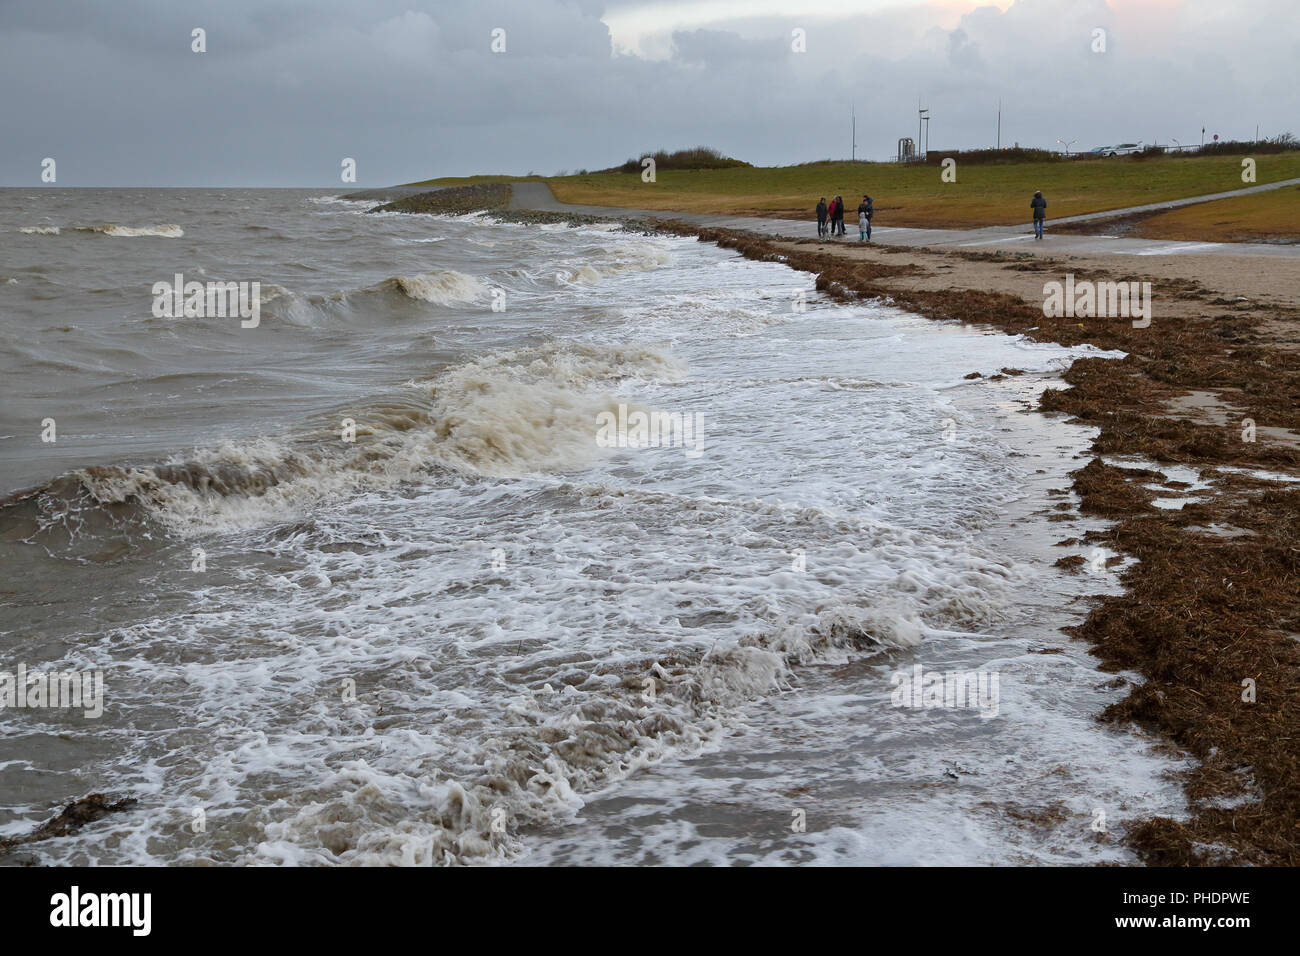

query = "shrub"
[1194,135,1299,156]
[923,147,1065,165]
[613,146,751,173]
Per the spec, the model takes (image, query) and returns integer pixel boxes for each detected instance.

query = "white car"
[1102,142,1143,156]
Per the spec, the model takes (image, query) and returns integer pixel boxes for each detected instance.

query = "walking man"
[816,197,828,238]
[1030,190,1047,240]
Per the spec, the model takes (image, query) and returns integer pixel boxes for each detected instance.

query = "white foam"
[555,243,674,284]
[383,269,486,304]
[81,223,184,237]
[11,216,1186,867]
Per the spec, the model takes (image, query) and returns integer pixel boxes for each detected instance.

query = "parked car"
[1088,146,1111,155]
[1103,142,1143,156]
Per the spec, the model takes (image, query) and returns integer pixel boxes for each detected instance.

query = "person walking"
[816,197,828,238]
[857,195,872,242]
[826,196,839,238]
[834,195,846,236]
[1030,190,1047,240]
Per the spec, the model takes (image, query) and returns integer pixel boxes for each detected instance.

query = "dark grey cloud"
[1,0,1295,185]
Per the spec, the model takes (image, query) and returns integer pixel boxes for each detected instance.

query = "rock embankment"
[365,182,665,234]
[368,184,512,215]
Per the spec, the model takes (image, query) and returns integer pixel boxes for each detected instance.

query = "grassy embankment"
[1121,183,1300,242]
[406,151,1300,241]
[540,153,1300,234]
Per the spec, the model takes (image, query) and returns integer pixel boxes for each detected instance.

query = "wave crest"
[71,224,184,237]
[379,269,486,305]
[3,343,686,537]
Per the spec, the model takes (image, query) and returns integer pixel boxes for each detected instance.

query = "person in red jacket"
[826,197,838,237]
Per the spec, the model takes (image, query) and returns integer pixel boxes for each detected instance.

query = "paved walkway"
[508,180,1300,259]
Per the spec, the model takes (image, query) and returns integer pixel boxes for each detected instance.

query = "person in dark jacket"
[816,197,828,237]
[1030,190,1047,239]
[857,195,873,241]
[834,195,846,235]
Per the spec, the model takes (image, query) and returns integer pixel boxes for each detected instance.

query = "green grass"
[1131,184,1300,242]
[537,153,1300,228]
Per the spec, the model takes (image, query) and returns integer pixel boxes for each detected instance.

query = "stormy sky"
[2,0,1295,186]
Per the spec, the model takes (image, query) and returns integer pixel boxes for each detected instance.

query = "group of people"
[816,194,873,241]
[815,190,1050,242]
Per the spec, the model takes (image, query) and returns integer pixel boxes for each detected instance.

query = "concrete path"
[1048,176,1300,226]
[508,180,1300,259]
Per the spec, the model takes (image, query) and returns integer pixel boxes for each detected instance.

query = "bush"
[613,146,751,173]
[1130,146,1169,161]
[1194,135,1299,156]
[923,147,1065,165]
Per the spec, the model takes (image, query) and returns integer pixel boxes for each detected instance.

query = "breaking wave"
[1,343,686,539]
[248,602,940,865]
[77,475,1004,864]
[377,269,486,305]
[556,243,674,284]
[21,224,183,237]
[78,224,184,237]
